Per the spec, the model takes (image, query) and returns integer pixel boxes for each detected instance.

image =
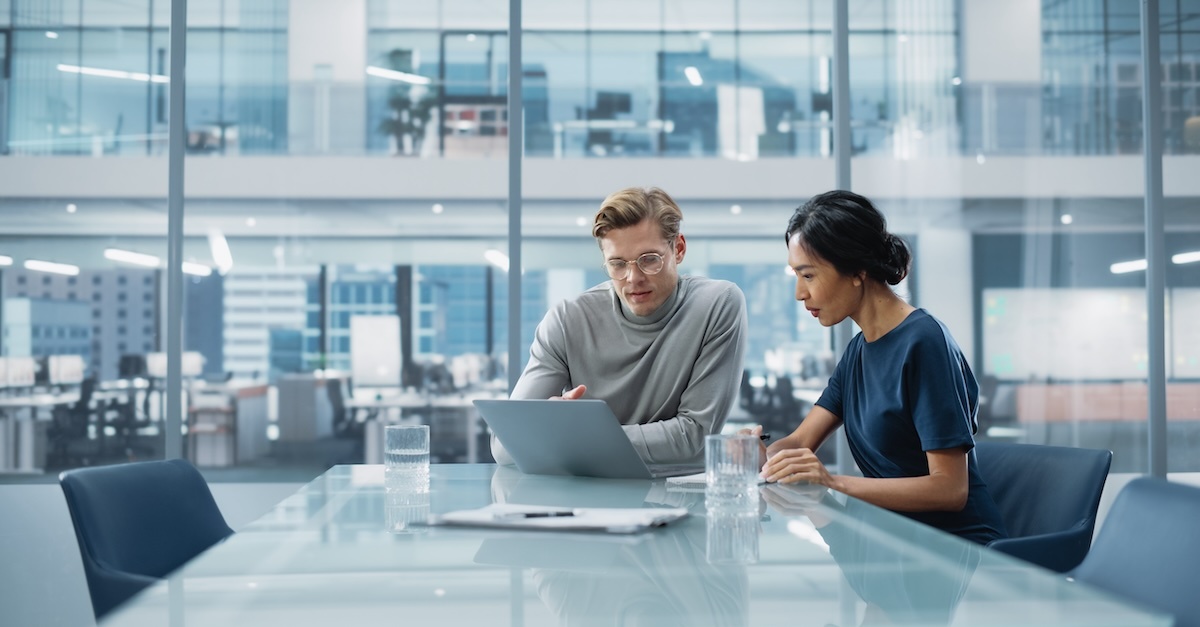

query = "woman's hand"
[760,446,836,488]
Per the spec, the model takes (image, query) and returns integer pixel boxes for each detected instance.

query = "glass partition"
[0,0,1193,480]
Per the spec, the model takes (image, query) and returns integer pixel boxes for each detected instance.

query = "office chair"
[327,377,355,436]
[59,458,234,620]
[1071,477,1200,627]
[976,441,1111,572]
[46,377,97,469]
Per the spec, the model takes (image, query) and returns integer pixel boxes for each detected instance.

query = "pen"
[497,510,576,519]
[760,433,772,442]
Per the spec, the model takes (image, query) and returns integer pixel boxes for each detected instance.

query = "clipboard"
[430,503,689,534]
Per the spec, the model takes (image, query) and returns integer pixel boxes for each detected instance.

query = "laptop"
[473,399,703,479]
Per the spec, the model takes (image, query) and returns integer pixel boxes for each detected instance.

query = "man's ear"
[674,234,687,263]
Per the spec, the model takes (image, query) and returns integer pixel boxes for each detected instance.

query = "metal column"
[1140,0,1167,478]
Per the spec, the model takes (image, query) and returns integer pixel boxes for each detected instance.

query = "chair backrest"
[60,458,234,619]
[975,441,1111,538]
[1072,477,1200,627]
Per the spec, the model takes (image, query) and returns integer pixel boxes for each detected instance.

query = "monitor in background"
[350,315,402,389]
[118,354,148,379]
[48,355,86,386]
[145,352,206,379]
[4,357,37,387]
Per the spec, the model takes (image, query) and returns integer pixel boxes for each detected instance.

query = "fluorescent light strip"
[182,262,213,277]
[25,259,80,276]
[483,249,510,272]
[684,66,703,86]
[104,248,161,268]
[0,255,12,266]
[365,65,432,85]
[57,63,169,84]
[1172,250,1200,265]
[207,230,234,275]
[1110,259,1148,274]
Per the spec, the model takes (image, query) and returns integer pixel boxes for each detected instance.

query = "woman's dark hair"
[784,190,911,285]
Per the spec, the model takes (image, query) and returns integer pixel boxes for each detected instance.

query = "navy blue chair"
[1072,477,1200,627]
[975,441,1111,572]
[59,458,234,620]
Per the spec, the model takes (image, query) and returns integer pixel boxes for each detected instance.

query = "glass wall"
[0,0,1195,480]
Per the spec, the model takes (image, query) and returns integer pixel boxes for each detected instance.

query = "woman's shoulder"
[899,309,967,356]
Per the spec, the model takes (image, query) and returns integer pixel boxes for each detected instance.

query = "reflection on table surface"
[101,464,1169,627]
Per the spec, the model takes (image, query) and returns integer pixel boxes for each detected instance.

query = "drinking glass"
[384,424,430,493]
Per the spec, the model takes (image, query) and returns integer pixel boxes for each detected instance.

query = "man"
[492,187,748,465]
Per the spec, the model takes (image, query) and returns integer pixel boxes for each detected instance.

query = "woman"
[753,190,1006,545]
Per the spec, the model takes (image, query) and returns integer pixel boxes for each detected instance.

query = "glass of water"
[705,433,759,503]
[384,424,430,494]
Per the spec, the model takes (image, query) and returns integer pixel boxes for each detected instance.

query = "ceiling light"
[1172,251,1200,265]
[208,229,234,275]
[45,31,59,39]
[1110,259,1147,274]
[976,153,986,165]
[66,203,77,213]
[0,256,13,266]
[365,65,432,85]
[951,76,962,86]
[246,217,257,227]
[182,262,213,277]
[483,249,509,272]
[466,34,477,42]
[730,204,743,215]
[104,248,161,268]
[684,66,703,87]
[432,203,444,214]
[57,63,168,83]
[575,216,587,227]
[1060,214,1073,225]
[25,259,80,276]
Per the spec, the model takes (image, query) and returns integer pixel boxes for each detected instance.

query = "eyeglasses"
[603,253,666,280]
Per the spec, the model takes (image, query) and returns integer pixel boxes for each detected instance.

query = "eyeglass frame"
[602,251,669,280]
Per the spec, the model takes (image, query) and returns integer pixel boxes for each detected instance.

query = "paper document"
[431,503,688,534]
[665,472,772,487]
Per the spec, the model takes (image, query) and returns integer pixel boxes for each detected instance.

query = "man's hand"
[551,384,587,400]
[737,424,769,469]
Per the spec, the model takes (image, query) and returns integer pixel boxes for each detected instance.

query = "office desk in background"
[351,393,499,464]
[99,464,1168,626]
[0,391,81,472]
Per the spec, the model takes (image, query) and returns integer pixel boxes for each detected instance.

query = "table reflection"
[489,467,751,627]
[763,483,979,626]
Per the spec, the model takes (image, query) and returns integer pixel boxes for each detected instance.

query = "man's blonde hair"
[592,187,683,242]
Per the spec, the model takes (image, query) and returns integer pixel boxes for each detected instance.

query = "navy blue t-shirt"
[815,309,1007,544]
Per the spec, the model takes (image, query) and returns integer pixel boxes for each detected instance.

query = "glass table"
[101,464,1170,626]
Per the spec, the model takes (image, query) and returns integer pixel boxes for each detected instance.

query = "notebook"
[432,503,688,534]
[473,399,703,479]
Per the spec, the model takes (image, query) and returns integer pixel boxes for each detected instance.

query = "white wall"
[961,0,1041,84]
[288,0,367,154]
[916,226,974,364]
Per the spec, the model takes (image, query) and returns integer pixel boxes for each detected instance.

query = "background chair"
[1071,477,1200,627]
[46,377,98,469]
[59,458,234,620]
[976,441,1111,572]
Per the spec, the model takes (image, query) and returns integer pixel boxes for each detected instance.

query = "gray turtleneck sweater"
[492,275,748,465]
